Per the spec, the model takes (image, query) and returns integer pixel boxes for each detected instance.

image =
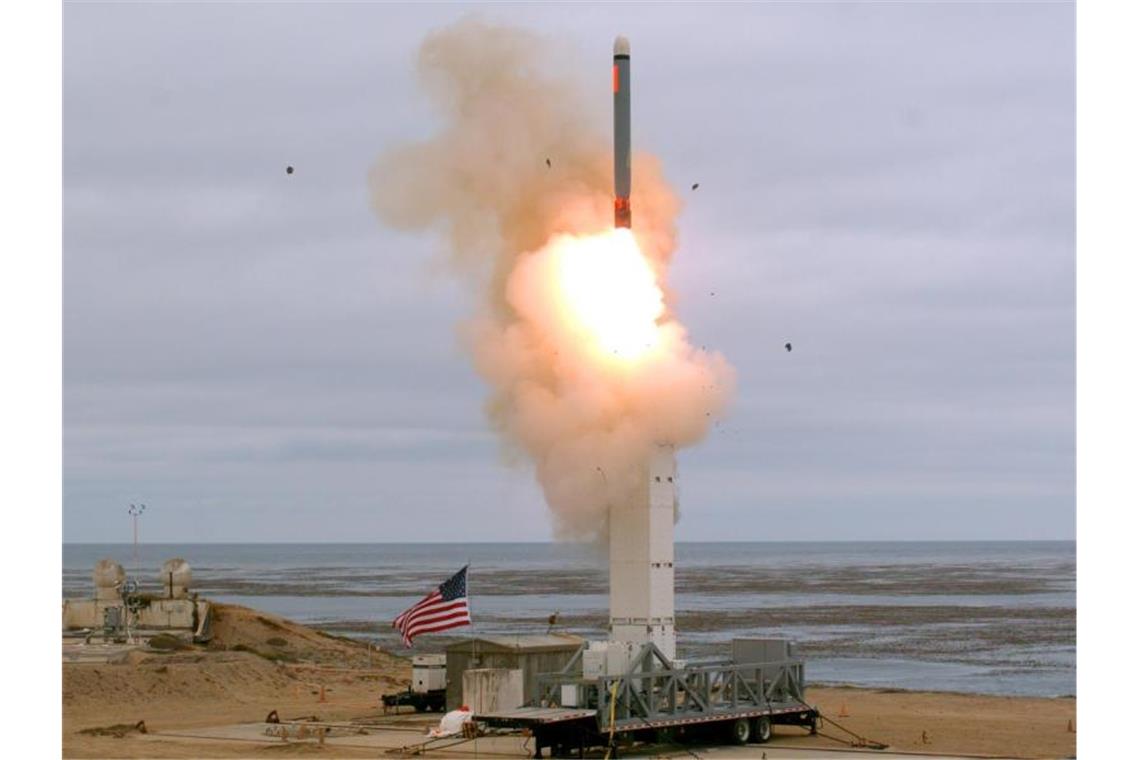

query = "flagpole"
[468,558,475,666]
[467,559,477,759]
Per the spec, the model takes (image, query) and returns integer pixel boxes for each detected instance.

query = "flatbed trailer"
[477,642,819,758]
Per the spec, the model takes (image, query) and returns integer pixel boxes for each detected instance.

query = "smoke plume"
[370,20,734,540]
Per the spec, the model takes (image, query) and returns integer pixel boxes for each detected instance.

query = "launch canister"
[613,35,632,228]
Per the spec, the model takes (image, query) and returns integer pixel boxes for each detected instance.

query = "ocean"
[62,541,1075,698]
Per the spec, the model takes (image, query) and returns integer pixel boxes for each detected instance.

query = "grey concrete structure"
[443,635,583,711]
[462,668,525,714]
[62,558,212,642]
[160,558,192,599]
[92,559,125,601]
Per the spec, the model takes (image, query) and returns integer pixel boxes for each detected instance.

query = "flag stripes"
[392,566,470,647]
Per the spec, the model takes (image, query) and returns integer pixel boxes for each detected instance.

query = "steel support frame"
[537,643,809,731]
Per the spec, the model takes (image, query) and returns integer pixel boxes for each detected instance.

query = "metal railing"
[536,643,807,728]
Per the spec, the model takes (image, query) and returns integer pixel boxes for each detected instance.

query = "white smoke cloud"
[371,19,734,540]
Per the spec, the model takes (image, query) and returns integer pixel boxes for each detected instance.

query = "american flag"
[393,566,471,647]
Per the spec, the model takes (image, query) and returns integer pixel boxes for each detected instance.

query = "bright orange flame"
[548,228,664,361]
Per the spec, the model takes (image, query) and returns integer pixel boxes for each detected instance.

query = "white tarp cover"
[428,707,472,738]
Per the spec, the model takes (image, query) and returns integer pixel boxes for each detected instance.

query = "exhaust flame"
[370,20,735,541]
[520,229,663,363]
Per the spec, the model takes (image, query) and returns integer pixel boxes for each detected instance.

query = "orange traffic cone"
[838,702,849,717]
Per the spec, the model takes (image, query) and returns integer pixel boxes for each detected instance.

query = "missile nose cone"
[614,35,630,56]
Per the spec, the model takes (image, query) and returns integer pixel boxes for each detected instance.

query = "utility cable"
[602,680,620,760]
[791,703,888,751]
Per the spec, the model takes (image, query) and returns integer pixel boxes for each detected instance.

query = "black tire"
[729,717,751,745]
[752,716,772,743]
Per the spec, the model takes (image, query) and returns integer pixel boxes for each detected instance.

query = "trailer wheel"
[752,716,772,743]
[729,717,751,744]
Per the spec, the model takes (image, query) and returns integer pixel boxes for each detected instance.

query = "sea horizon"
[63,540,1075,698]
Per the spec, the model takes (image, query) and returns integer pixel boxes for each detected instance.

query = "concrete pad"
[62,641,144,663]
[144,720,985,759]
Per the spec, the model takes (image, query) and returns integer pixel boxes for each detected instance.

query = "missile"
[613,35,632,228]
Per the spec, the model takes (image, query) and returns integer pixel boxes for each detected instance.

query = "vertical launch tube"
[613,35,632,228]
[609,443,677,664]
[605,35,678,670]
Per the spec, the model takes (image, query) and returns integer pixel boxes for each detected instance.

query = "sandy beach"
[63,604,1075,759]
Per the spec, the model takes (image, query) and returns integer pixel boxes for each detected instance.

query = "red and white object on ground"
[428,706,474,738]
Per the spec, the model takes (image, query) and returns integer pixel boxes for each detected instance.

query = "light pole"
[128,503,146,580]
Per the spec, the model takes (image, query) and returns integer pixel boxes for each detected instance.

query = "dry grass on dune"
[205,603,402,670]
[65,650,300,713]
[64,603,411,757]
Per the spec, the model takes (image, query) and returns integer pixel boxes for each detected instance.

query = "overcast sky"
[63,2,1074,543]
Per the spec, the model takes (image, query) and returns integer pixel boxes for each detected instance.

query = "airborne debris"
[691,183,699,190]
[785,343,793,352]
[285,166,294,175]
[545,157,552,168]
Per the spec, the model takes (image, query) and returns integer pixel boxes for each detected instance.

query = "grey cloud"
[64,2,1073,542]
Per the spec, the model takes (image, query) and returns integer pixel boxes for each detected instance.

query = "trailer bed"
[606,701,812,732]
[479,707,597,726]
[474,642,819,757]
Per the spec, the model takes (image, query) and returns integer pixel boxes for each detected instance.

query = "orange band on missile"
[614,197,632,228]
[613,65,619,93]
